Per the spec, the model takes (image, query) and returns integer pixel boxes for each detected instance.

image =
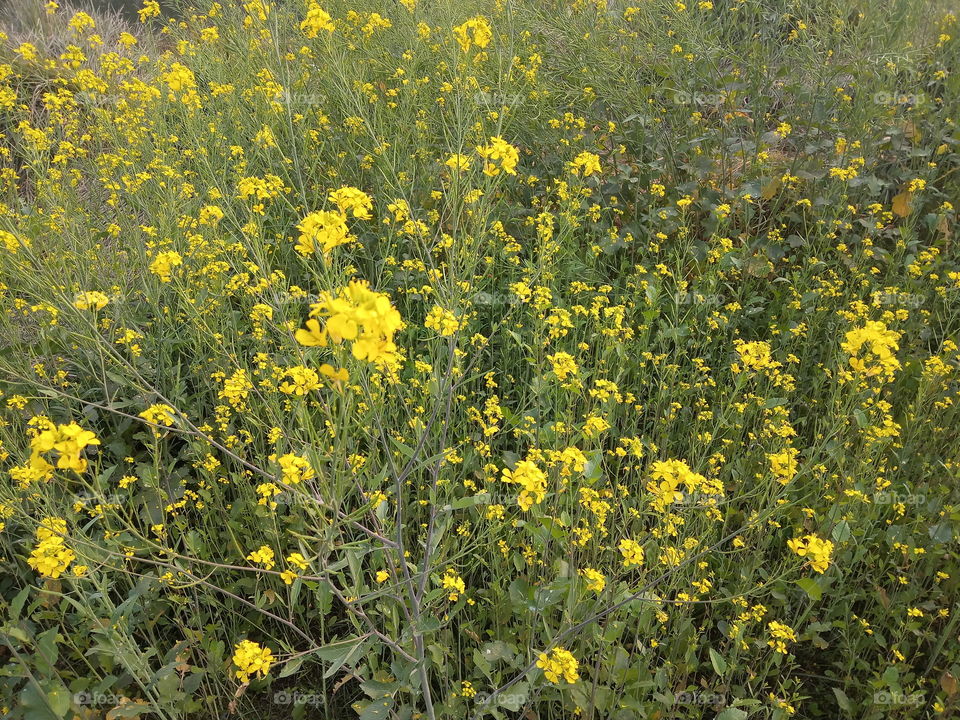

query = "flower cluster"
[453,16,492,53]
[232,640,274,683]
[645,459,713,512]
[501,459,547,511]
[300,2,335,37]
[277,453,315,484]
[295,210,351,256]
[247,545,276,569]
[424,306,464,337]
[149,251,183,282]
[766,621,797,654]
[329,186,373,219]
[74,291,109,310]
[787,534,834,573]
[536,647,580,684]
[476,136,519,176]
[841,321,901,383]
[440,569,466,601]
[296,281,403,367]
[24,418,100,477]
[618,538,645,567]
[27,517,77,579]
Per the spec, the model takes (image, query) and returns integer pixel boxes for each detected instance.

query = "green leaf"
[715,708,748,720]
[360,678,400,699]
[832,687,852,713]
[497,682,528,711]
[46,686,71,718]
[277,655,305,678]
[19,683,59,720]
[709,647,727,675]
[9,587,31,623]
[106,703,153,719]
[831,520,851,542]
[796,577,823,601]
[316,636,370,679]
[358,697,394,720]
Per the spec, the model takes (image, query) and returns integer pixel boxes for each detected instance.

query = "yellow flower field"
[0,0,958,718]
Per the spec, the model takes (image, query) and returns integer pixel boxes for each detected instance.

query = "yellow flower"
[28,517,75,578]
[279,366,321,395]
[246,545,275,569]
[295,210,351,256]
[286,553,309,570]
[787,534,834,573]
[218,369,252,409]
[68,10,95,33]
[619,538,645,567]
[277,453,315,484]
[766,621,797,654]
[301,2,335,37]
[150,251,183,282]
[162,63,196,92]
[29,421,100,474]
[645,459,706,511]
[73,291,109,310]
[444,153,472,172]
[0,230,29,253]
[256,483,281,508]
[583,414,610,438]
[841,321,901,383]
[424,305,464,336]
[767,447,798,484]
[139,404,176,428]
[734,340,778,372]
[579,567,606,593]
[476,136,519,176]
[296,281,403,367]
[440,569,466,600]
[536,647,579,684]
[547,351,578,381]
[138,0,161,22]
[329,186,373,219]
[453,16,492,53]
[501,460,547,511]
[569,151,601,177]
[198,205,224,225]
[232,640,274,683]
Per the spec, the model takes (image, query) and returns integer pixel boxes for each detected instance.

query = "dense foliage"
[0,0,959,718]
